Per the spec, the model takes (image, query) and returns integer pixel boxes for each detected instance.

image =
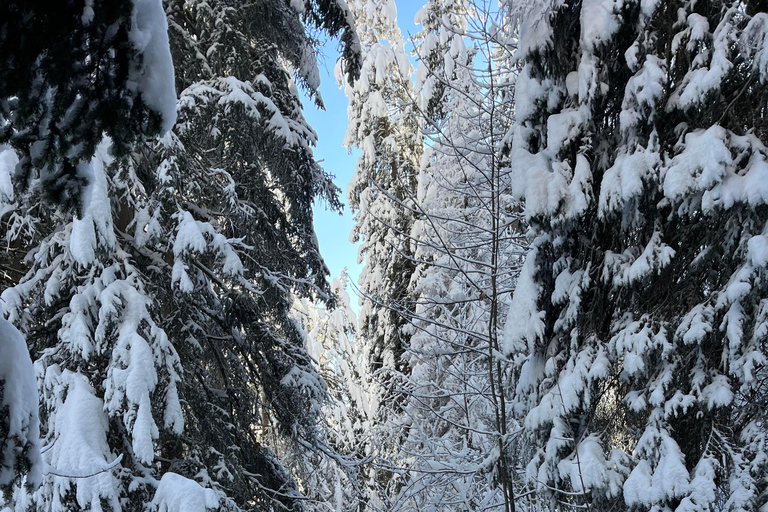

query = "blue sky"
[304,0,422,305]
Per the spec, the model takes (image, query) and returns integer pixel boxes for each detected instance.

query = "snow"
[503,244,545,355]
[748,233,768,267]
[580,0,620,51]
[103,281,160,465]
[546,108,582,156]
[601,232,675,287]
[623,459,653,507]
[564,71,579,97]
[150,473,218,512]
[0,317,42,490]
[675,304,713,345]
[129,0,177,133]
[625,428,692,507]
[181,77,314,150]
[171,210,244,291]
[620,55,666,136]
[653,433,691,501]
[701,374,734,409]
[640,0,660,18]
[0,146,16,203]
[611,320,653,376]
[676,15,733,110]
[509,148,563,220]
[514,63,562,124]
[59,292,96,360]
[517,1,561,60]
[499,2,768,510]
[558,435,625,496]
[676,458,717,512]
[45,370,120,512]
[742,13,768,81]
[70,142,116,266]
[663,126,732,201]
[598,149,659,216]
[702,145,768,212]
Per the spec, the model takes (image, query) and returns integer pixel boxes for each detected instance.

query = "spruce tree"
[1,0,362,511]
[346,0,421,394]
[505,1,768,509]
[0,0,177,499]
[290,271,371,512]
[0,0,176,207]
[344,0,422,507]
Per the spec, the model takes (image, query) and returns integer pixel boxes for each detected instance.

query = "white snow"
[150,473,218,512]
[130,0,177,133]
[625,429,691,507]
[701,374,734,409]
[0,146,17,203]
[103,281,160,465]
[558,435,625,496]
[70,142,116,266]
[171,210,244,291]
[702,144,768,212]
[503,244,545,355]
[663,126,732,201]
[580,0,620,51]
[45,369,120,512]
[742,13,768,81]
[676,15,733,110]
[546,109,582,156]
[0,317,42,490]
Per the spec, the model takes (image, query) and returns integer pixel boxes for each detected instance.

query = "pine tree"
[290,271,372,512]
[346,0,421,394]
[1,141,185,512]
[144,2,360,508]
[0,0,176,207]
[1,0,362,511]
[343,0,423,507]
[505,1,768,509]
[0,316,42,499]
[0,0,176,499]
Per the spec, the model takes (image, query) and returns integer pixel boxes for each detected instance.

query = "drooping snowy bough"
[0,317,42,498]
[505,1,768,510]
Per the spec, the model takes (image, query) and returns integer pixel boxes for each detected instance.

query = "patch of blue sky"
[304,0,422,309]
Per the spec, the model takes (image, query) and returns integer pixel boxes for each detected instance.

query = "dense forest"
[1,1,767,511]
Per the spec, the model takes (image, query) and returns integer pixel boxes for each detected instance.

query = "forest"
[0,0,767,511]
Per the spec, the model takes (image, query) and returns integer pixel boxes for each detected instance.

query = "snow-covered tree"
[291,271,373,512]
[343,1,423,507]
[1,140,185,512]
[0,316,41,499]
[346,0,421,398]
[390,2,526,511]
[1,0,362,511]
[0,0,176,207]
[505,1,768,509]
[0,0,176,499]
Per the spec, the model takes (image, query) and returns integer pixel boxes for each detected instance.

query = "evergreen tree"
[346,0,421,396]
[0,0,176,498]
[1,1,361,511]
[0,316,42,499]
[343,1,422,507]
[0,0,176,207]
[291,271,372,512]
[505,1,768,509]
